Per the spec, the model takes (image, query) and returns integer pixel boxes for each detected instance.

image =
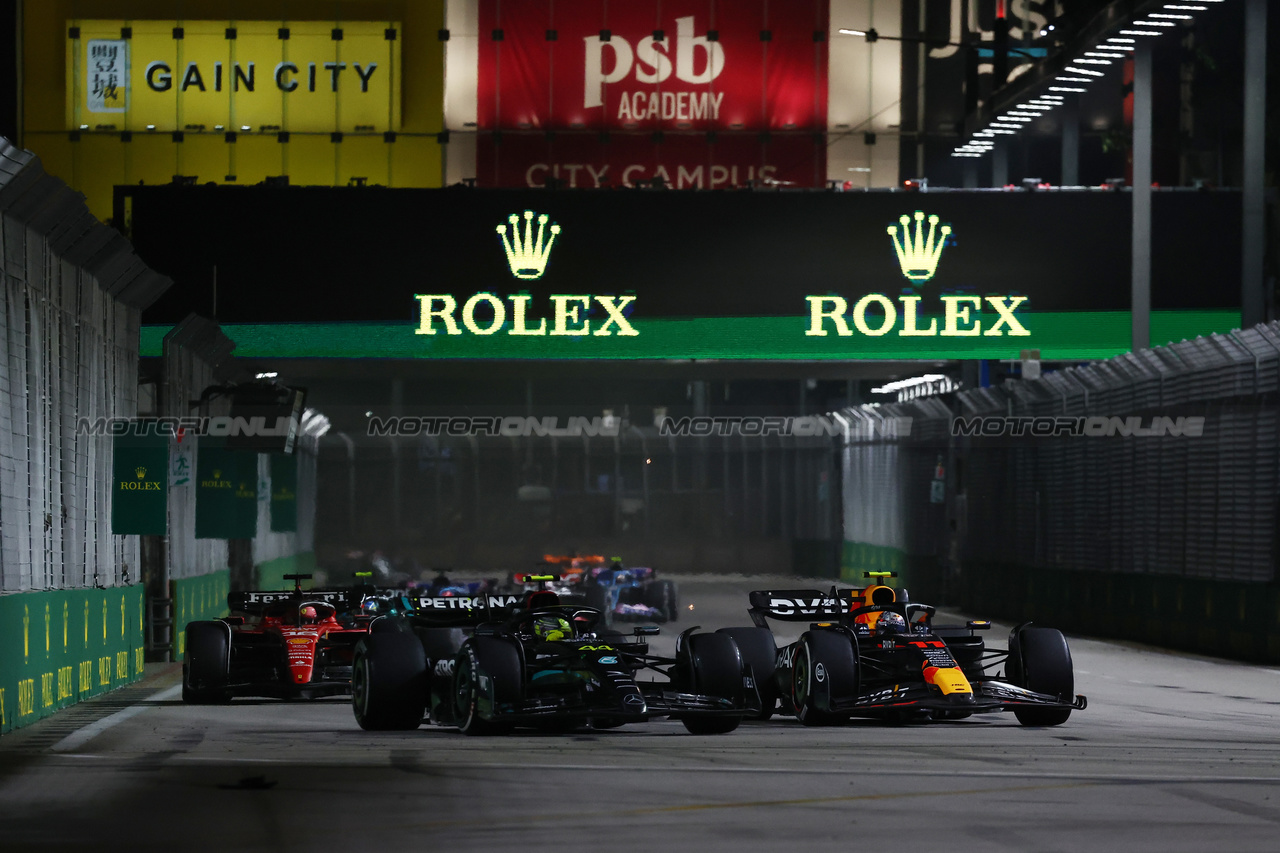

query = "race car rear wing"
[228,588,400,613]
[747,590,855,624]
[406,593,527,626]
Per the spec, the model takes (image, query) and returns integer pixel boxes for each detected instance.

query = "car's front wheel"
[1010,627,1074,727]
[454,637,522,736]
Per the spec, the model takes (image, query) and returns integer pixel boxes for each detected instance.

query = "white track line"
[49,684,182,753]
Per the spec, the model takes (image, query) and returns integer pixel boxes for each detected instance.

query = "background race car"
[351,585,757,735]
[182,573,401,702]
[581,559,679,626]
[504,557,679,626]
[715,573,1087,726]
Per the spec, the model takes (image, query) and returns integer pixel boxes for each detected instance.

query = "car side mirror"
[633,625,660,636]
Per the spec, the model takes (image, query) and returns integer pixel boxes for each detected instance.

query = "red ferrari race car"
[182,573,396,702]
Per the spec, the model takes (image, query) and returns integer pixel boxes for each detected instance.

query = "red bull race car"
[182,573,396,702]
[715,573,1087,726]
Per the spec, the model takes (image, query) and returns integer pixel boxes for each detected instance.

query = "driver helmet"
[876,611,907,634]
[533,614,573,642]
[300,605,319,624]
[359,597,380,615]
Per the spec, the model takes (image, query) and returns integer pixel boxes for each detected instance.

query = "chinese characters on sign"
[87,39,127,113]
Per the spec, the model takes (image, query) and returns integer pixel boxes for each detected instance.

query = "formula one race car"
[507,557,679,626]
[581,559,679,626]
[350,585,758,735]
[182,573,400,702]
[716,573,1087,726]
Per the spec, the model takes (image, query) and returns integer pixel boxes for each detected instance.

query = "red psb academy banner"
[476,0,829,188]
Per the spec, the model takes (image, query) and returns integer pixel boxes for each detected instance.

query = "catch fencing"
[0,139,169,593]
[838,323,1280,604]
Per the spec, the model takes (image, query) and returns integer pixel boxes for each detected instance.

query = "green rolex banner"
[111,434,168,534]
[270,453,298,532]
[234,451,259,538]
[195,439,259,539]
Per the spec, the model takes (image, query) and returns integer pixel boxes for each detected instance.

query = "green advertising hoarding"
[130,188,1241,361]
[195,438,259,539]
[111,433,167,535]
[269,453,298,532]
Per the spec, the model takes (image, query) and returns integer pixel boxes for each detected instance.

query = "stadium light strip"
[952,0,1226,160]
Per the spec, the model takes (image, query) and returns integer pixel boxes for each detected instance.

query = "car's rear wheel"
[183,621,231,704]
[793,631,856,727]
[717,627,778,720]
[351,632,427,731]
[644,580,679,622]
[455,637,522,735]
[1010,627,1074,727]
[679,632,743,734]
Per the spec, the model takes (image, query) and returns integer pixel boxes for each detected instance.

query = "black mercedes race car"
[351,585,758,735]
[715,573,1087,726]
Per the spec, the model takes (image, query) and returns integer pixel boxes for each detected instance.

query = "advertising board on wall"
[474,0,828,188]
[127,186,1241,362]
[67,20,402,132]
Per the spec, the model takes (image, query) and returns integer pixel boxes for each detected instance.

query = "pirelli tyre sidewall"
[183,620,232,704]
[680,632,744,735]
[716,626,778,720]
[454,636,522,736]
[1010,626,1074,727]
[793,630,856,726]
[351,631,427,731]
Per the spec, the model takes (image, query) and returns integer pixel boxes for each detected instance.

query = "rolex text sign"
[111,435,167,535]
[195,439,258,539]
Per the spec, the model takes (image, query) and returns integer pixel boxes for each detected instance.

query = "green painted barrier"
[0,585,145,735]
[170,571,230,659]
[255,552,317,591]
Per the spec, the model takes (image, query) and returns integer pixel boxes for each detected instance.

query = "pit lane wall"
[0,586,146,734]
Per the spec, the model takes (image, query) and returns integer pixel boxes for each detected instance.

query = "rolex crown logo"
[135,466,147,479]
[887,211,952,283]
[497,210,561,280]
[213,470,221,479]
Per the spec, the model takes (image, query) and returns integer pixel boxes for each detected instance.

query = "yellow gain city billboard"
[66,21,401,132]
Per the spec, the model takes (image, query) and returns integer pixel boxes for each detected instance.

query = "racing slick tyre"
[455,637,523,736]
[183,621,231,704]
[643,580,679,623]
[1010,627,1074,727]
[793,631,856,727]
[586,585,613,628]
[679,633,744,734]
[717,627,778,720]
[352,632,428,731]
